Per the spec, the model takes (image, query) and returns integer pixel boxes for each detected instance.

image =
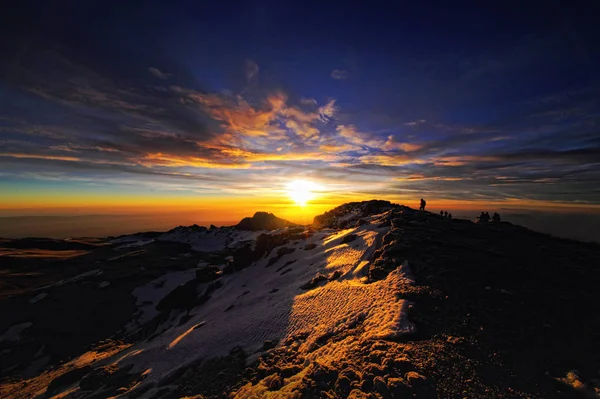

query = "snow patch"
[109,219,413,396]
[115,239,154,249]
[158,227,264,252]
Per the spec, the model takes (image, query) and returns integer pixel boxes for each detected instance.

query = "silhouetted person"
[485,212,490,222]
[448,213,452,219]
[420,198,426,211]
[492,212,501,222]
[440,210,444,216]
[444,211,448,218]
[478,211,489,223]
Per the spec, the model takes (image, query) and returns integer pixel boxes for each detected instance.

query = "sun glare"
[286,179,319,206]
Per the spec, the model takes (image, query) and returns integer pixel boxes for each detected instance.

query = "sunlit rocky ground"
[1,201,599,399]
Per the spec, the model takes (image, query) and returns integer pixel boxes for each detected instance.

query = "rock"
[348,388,372,398]
[300,273,329,290]
[387,377,409,396]
[335,375,352,395]
[368,266,388,281]
[79,364,134,391]
[261,339,278,351]
[312,363,338,384]
[373,376,388,395]
[235,212,296,231]
[355,219,368,227]
[329,271,342,281]
[156,280,198,311]
[280,365,302,378]
[277,246,295,257]
[264,374,283,391]
[341,233,358,244]
[405,371,427,385]
[340,368,360,381]
[405,371,434,394]
[46,366,91,397]
[195,265,221,283]
[360,376,373,392]
[304,243,317,250]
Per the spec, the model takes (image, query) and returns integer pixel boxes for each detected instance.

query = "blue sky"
[1,0,599,210]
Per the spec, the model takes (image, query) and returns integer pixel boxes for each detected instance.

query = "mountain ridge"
[1,200,599,399]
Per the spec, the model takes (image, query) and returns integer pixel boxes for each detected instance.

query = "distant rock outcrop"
[313,199,400,229]
[235,212,296,231]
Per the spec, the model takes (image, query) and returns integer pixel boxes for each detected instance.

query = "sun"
[286,179,319,206]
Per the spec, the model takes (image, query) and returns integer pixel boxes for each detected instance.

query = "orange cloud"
[0,153,83,162]
[382,136,423,152]
[141,153,251,169]
[432,155,499,166]
[359,154,419,166]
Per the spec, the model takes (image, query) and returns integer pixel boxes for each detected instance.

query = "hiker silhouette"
[492,212,501,222]
[444,211,448,218]
[440,210,444,216]
[478,212,490,223]
[419,198,426,211]
[448,213,452,219]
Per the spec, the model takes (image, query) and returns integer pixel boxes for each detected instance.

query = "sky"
[1,0,600,227]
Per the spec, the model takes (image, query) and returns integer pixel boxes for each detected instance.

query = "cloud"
[382,136,423,152]
[331,69,348,80]
[300,97,317,106]
[4,44,600,206]
[318,100,337,122]
[244,59,259,82]
[148,67,172,80]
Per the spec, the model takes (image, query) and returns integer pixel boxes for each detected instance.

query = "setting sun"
[286,179,320,206]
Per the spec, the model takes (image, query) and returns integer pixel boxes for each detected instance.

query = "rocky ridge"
[1,200,599,399]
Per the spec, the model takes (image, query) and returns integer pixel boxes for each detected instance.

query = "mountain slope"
[1,200,599,399]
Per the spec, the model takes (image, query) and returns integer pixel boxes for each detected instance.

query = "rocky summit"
[235,211,298,231]
[1,200,599,399]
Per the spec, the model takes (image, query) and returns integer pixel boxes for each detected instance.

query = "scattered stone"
[341,233,358,244]
[261,339,278,351]
[265,373,283,391]
[348,388,372,398]
[373,376,388,395]
[329,270,342,281]
[304,243,317,250]
[300,273,329,290]
[280,365,302,378]
[335,375,352,395]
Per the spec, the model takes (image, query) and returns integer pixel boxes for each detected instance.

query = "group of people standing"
[419,198,501,224]
[477,211,501,223]
[439,210,452,219]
